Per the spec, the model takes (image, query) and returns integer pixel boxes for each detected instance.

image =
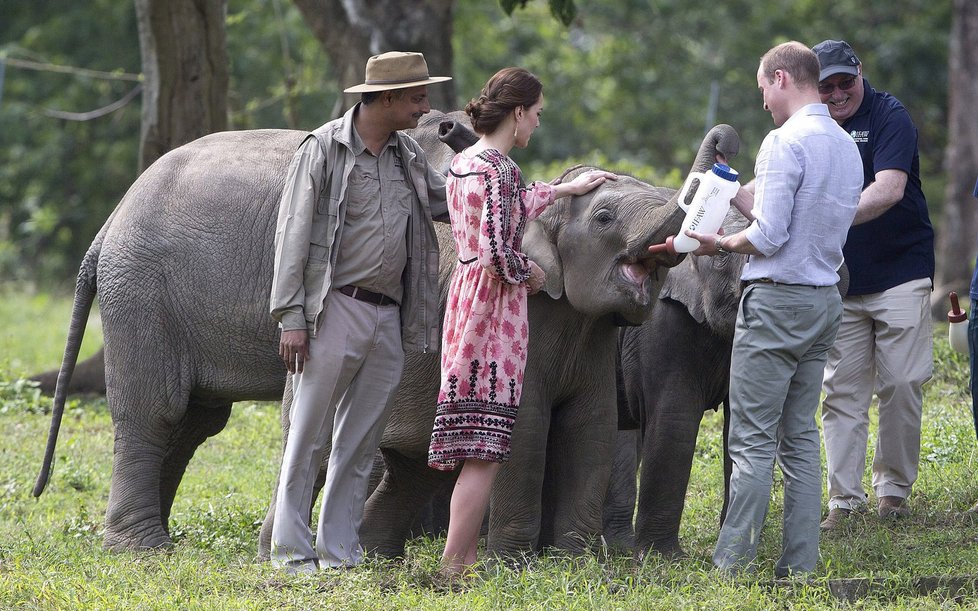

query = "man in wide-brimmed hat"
[269,51,451,575]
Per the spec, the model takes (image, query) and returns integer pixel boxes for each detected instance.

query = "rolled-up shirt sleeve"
[270,137,325,331]
[743,133,801,257]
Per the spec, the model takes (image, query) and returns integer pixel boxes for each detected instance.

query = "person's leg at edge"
[713,286,789,574]
[869,279,932,505]
[969,304,978,441]
[441,458,502,575]
[820,296,874,513]
[316,298,404,568]
[968,305,978,513]
[776,287,840,577]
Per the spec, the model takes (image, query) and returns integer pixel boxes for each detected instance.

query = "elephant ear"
[659,256,708,324]
[523,218,563,299]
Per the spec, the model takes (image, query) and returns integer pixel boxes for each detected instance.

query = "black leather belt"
[338,285,398,307]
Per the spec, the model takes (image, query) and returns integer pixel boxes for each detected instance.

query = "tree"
[290,0,576,118]
[291,0,456,116]
[0,0,954,288]
[133,0,229,171]
[935,0,978,302]
[0,1,142,283]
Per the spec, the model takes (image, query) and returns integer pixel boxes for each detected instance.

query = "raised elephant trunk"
[603,124,741,320]
[647,124,741,254]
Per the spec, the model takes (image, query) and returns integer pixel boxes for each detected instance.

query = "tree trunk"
[291,0,456,118]
[935,0,978,305]
[134,0,229,172]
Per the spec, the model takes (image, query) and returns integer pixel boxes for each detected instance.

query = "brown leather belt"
[745,278,816,289]
[338,285,398,307]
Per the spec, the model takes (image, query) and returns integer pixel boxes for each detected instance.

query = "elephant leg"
[633,399,705,559]
[412,475,455,538]
[538,391,617,554]
[360,448,455,558]
[158,396,233,530]
[103,383,191,551]
[601,429,641,554]
[486,394,551,558]
[104,432,169,550]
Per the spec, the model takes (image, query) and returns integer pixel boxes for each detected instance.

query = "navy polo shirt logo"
[850,130,869,143]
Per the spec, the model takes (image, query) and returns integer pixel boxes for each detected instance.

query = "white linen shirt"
[742,103,863,286]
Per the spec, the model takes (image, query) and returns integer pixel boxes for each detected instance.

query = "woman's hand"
[526,261,546,295]
[554,170,618,199]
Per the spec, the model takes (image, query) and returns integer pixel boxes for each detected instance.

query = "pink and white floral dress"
[427,149,554,471]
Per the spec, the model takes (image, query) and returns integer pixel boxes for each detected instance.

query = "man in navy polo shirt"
[814,40,935,530]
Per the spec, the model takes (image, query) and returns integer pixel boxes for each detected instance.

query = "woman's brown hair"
[464,67,543,135]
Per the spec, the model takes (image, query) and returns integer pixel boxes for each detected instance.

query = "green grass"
[3,286,978,608]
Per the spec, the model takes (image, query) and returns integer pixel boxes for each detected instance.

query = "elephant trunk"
[438,118,478,152]
[648,123,742,254]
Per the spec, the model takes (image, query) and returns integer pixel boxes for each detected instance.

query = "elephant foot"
[102,525,173,552]
[600,530,635,556]
[363,539,408,560]
[636,539,686,562]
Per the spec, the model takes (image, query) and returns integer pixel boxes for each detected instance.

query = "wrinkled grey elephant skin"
[256,124,742,561]
[31,111,476,551]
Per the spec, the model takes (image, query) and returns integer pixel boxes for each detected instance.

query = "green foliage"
[500,0,578,27]
[225,0,334,131]
[0,285,103,378]
[0,1,141,284]
[0,1,953,287]
[0,0,336,286]
[0,378,44,415]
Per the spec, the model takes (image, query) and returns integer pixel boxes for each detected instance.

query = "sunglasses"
[818,76,858,95]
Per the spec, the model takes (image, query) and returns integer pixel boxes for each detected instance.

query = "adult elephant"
[26,113,481,400]
[603,210,850,559]
[31,111,476,551]
[255,124,743,560]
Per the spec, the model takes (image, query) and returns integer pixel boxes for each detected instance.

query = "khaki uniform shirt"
[332,132,412,304]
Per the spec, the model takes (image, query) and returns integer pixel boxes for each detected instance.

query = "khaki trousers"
[821,278,933,510]
[713,283,841,578]
[271,291,403,568]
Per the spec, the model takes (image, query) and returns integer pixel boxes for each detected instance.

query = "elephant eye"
[594,209,615,225]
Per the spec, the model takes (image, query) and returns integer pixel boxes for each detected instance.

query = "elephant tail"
[33,231,102,497]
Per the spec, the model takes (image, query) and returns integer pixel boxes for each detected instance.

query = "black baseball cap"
[812,40,861,81]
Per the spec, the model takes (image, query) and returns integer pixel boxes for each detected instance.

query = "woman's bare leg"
[441,458,501,574]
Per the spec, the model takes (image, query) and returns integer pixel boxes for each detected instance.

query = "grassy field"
[3,285,978,609]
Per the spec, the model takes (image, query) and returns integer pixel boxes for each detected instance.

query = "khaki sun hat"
[343,51,451,94]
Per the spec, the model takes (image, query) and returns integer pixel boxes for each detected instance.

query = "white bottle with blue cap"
[662,162,740,254]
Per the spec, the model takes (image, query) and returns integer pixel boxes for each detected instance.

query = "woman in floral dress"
[427,67,616,578]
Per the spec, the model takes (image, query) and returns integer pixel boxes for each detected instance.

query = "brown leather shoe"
[878,495,911,519]
[819,507,851,530]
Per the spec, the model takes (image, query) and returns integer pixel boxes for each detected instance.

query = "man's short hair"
[760,41,821,89]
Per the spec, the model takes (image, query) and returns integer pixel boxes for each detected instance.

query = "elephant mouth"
[618,248,682,293]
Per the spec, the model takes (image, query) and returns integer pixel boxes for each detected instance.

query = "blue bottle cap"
[711,163,739,182]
